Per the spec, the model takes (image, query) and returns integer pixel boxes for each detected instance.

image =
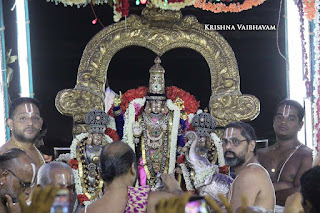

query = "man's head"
[37,162,74,190]
[0,149,36,203]
[100,141,137,186]
[7,98,43,143]
[273,99,304,140]
[222,122,256,168]
[300,166,320,213]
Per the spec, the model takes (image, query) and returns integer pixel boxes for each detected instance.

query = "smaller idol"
[184,110,233,205]
[70,110,113,206]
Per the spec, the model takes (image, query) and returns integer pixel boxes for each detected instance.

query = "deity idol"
[69,110,114,206]
[121,57,190,190]
[184,112,233,205]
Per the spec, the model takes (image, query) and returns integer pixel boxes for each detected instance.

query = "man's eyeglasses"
[15,115,42,124]
[7,170,35,189]
[221,139,247,147]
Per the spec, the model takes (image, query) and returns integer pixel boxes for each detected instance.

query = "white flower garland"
[210,133,225,167]
[123,97,146,151]
[166,99,180,173]
[194,165,219,187]
[180,163,194,191]
[312,0,320,155]
[70,132,113,206]
[108,115,116,131]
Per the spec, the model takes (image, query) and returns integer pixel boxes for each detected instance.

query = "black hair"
[300,166,320,213]
[275,99,304,122]
[100,141,136,183]
[0,148,27,170]
[9,97,41,119]
[225,121,257,155]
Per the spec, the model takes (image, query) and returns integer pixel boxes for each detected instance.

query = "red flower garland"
[105,128,120,141]
[119,86,199,115]
[120,86,148,113]
[77,194,90,205]
[69,158,79,170]
[219,165,229,175]
[166,86,200,115]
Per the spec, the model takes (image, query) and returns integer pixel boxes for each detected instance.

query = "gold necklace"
[11,139,45,164]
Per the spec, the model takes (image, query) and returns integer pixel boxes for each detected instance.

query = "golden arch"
[55,7,260,135]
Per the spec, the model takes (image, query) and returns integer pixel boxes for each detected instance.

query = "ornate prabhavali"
[55,5,260,134]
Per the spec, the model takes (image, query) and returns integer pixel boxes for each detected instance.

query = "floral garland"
[113,0,129,22]
[166,86,199,115]
[46,0,107,7]
[166,99,181,173]
[180,163,194,191]
[297,0,311,97]
[151,0,196,10]
[120,86,199,116]
[210,133,225,167]
[123,97,146,151]
[303,0,316,21]
[312,0,320,153]
[70,132,113,206]
[193,0,266,13]
[194,165,219,187]
[120,87,148,113]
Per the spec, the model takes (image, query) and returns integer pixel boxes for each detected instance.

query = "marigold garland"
[303,0,316,21]
[193,0,266,13]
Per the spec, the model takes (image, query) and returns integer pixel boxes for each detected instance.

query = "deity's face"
[91,133,103,146]
[222,127,250,167]
[273,104,303,139]
[7,103,43,143]
[196,136,211,156]
[145,100,165,114]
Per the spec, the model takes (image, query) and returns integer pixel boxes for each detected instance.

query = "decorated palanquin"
[55,3,260,206]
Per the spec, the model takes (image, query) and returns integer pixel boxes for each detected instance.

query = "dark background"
[3,0,287,149]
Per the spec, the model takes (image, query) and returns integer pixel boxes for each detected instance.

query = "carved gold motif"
[55,6,260,134]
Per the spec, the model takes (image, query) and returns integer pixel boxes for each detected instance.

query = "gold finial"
[204,108,209,113]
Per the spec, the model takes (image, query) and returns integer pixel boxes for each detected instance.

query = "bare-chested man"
[257,99,313,207]
[0,97,45,170]
[223,122,275,211]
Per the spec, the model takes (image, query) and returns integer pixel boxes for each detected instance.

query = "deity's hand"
[19,186,59,213]
[113,91,122,107]
[161,173,182,194]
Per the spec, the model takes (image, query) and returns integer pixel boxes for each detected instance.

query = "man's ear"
[298,121,304,131]
[0,170,9,185]
[249,140,256,153]
[6,118,13,131]
[130,163,136,177]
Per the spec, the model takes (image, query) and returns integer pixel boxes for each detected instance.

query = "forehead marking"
[224,127,234,139]
[282,105,291,117]
[24,103,33,117]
